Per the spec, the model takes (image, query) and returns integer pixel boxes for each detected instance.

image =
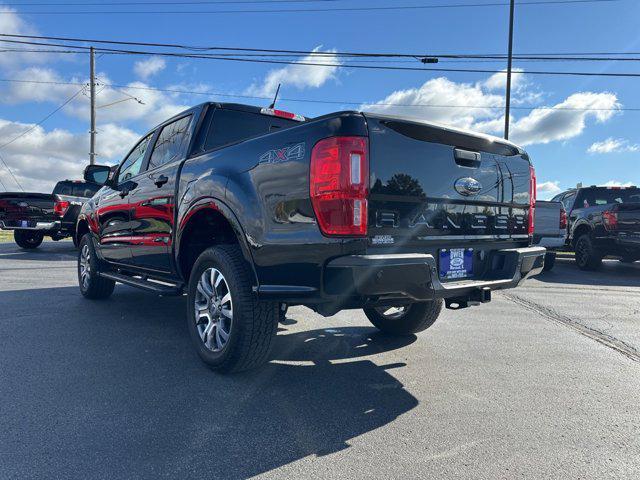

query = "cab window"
[562,192,577,211]
[119,134,153,183]
[148,116,192,170]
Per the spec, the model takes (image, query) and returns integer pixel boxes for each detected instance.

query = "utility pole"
[504,0,515,140]
[89,46,96,165]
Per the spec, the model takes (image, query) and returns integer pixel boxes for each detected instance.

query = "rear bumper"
[616,232,640,249]
[0,220,61,231]
[324,246,546,303]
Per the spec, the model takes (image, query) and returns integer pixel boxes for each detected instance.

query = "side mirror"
[84,164,112,186]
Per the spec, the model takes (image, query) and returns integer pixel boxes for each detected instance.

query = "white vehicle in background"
[533,200,567,272]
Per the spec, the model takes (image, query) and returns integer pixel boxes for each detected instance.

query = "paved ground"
[0,241,639,480]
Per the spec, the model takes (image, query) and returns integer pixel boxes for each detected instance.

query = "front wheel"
[14,230,44,249]
[364,299,443,336]
[574,234,603,270]
[78,234,115,299]
[186,245,279,373]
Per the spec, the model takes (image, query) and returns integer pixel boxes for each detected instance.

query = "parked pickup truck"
[551,185,640,269]
[532,200,567,271]
[77,102,545,372]
[0,180,101,249]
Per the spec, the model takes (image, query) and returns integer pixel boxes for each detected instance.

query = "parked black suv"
[551,186,640,269]
[77,102,545,372]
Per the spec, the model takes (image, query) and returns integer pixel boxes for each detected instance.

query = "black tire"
[543,252,557,272]
[78,234,115,300]
[364,299,443,336]
[186,245,279,373]
[14,230,44,249]
[574,233,603,271]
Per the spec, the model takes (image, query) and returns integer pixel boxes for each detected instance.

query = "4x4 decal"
[259,143,305,164]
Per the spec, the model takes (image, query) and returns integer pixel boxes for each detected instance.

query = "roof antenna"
[269,83,281,109]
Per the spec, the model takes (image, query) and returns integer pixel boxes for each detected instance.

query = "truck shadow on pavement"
[0,286,420,479]
[535,257,640,288]
[0,241,77,262]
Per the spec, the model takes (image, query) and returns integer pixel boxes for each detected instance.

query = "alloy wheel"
[79,244,91,290]
[194,267,233,352]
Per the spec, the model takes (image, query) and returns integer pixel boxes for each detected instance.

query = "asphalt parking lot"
[1,241,639,479]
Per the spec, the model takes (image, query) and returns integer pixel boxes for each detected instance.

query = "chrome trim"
[417,234,530,241]
[0,220,60,230]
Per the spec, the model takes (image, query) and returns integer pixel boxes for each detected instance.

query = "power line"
[0,86,88,191]
[3,0,621,14]
[3,33,640,63]
[7,45,640,63]
[0,77,630,112]
[4,38,640,78]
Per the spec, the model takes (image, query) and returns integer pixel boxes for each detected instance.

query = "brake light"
[528,165,536,237]
[559,207,567,230]
[260,107,305,122]
[54,200,70,217]
[310,136,369,236]
[603,210,618,230]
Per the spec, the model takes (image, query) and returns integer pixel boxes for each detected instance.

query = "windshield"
[576,187,640,207]
[53,181,101,198]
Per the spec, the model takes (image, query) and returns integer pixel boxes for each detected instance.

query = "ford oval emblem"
[454,177,482,196]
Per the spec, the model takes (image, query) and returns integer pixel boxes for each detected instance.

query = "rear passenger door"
[128,115,193,272]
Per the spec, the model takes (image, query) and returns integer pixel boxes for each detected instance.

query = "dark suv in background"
[552,186,640,269]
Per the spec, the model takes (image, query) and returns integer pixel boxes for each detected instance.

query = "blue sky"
[0,0,638,196]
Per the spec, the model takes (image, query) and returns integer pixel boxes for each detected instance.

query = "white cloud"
[509,92,620,146]
[3,68,192,127]
[361,77,504,131]
[481,68,525,92]
[587,137,640,154]
[361,75,620,147]
[0,118,139,192]
[246,47,342,97]
[600,180,634,187]
[536,181,562,199]
[134,56,166,80]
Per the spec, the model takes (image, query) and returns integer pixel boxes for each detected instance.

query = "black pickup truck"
[77,102,545,372]
[551,185,640,269]
[0,180,101,249]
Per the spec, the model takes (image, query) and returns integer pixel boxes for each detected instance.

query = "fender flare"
[175,196,259,286]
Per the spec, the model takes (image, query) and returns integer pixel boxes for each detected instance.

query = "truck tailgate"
[615,203,640,234]
[0,192,56,227]
[363,114,531,248]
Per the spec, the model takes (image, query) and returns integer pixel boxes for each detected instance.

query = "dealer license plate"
[439,248,473,280]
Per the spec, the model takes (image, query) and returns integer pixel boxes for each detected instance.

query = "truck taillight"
[559,207,567,230]
[54,200,70,217]
[603,210,618,230]
[528,165,536,237]
[310,136,369,236]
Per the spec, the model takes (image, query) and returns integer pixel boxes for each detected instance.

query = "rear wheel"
[78,234,115,299]
[14,230,44,249]
[543,252,557,271]
[186,245,279,373]
[364,299,443,336]
[574,233,603,270]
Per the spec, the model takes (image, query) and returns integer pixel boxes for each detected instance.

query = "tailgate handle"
[454,148,481,168]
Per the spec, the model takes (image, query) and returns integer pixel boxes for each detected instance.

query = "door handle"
[154,175,169,188]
